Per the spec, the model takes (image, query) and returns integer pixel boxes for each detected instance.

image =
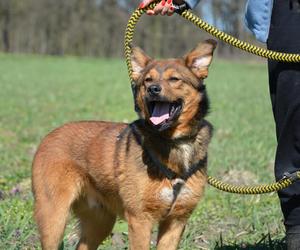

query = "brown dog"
[32,39,216,250]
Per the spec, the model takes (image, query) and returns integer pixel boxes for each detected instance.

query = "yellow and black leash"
[124,1,300,194]
[207,172,300,194]
[125,1,300,85]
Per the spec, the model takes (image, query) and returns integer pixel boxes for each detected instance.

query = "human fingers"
[151,0,166,15]
[139,0,155,9]
[166,3,175,16]
[161,0,173,15]
[146,9,155,15]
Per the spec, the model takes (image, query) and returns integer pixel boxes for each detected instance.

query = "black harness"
[128,121,207,182]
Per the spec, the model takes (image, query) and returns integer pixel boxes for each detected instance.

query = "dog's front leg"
[156,218,187,250]
[127,215,153,250]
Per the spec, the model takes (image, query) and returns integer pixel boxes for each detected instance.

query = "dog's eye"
[145,77,153,82]
[169,77,180,82]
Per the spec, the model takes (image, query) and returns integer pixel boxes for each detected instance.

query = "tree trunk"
[2,0,10,52]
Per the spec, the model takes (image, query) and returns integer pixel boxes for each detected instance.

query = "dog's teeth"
[171,105,175,114]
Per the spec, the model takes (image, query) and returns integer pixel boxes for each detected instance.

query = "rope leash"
[124,1,300,194]
[125,1,300,85]
[207,172,300,194]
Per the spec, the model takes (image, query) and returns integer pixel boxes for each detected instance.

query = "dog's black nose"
[147,85,161,96]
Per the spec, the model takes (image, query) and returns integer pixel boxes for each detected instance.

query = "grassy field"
[0,53,287,249]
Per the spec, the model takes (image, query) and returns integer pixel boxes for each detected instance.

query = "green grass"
[0,53,286,249]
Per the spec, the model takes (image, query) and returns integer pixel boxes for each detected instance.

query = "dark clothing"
[286,225,300,250]
[267,0,300,226]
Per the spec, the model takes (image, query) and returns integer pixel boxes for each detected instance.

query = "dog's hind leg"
[156,218,187,250]
[33,161,84,250]
[73,202,116,250]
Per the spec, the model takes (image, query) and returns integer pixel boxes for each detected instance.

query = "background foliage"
[0,0,258,57]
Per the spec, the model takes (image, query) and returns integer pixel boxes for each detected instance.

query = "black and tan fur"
[32,39,217,250]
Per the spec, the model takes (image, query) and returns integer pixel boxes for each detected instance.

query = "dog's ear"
[131,46,152,82]
[184,39,217,79]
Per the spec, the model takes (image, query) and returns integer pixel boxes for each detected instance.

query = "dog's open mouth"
[148,100,183,127]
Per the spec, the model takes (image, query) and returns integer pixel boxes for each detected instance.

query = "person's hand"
[139,0,185,16]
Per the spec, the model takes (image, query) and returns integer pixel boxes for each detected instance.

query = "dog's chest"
[140,137,207,218]
[148,180,202,218]
[159,182,192,203]
[177,143,194,171]
[157,144,200,209]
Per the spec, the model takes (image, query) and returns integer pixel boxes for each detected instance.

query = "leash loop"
[124,1,300,194]
[125,1,300,85]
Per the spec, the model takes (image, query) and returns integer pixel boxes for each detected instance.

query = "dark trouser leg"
[267,0,300,244]
[286,225,300,250]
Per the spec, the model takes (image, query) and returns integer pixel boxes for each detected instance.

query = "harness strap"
[129,121,207,181]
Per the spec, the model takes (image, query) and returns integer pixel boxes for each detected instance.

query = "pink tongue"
[150,103,170,125]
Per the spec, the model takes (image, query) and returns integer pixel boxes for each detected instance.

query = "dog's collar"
[132,119,203,143]
[129,121,207,182]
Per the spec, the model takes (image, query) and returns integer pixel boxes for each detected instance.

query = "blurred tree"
[211,0,247,56]
[0,0,251,58]
[0,0,11,52]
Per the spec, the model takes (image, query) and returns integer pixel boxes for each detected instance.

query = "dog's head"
[131,39,216,139]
